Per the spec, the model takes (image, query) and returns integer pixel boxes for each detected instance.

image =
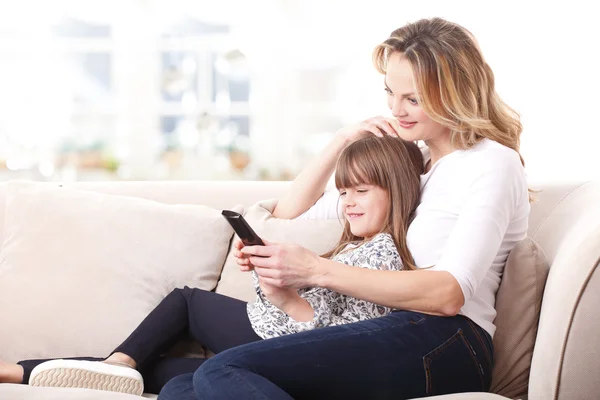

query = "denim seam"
[465,318,493,370]
[422,328,485,395]
[459,332,486,390]
[423,329,463,395]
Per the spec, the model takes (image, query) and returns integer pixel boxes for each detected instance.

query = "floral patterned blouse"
[247,233,402,339]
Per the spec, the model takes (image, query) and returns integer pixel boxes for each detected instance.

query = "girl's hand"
[336,116,401,144]
[258,278,300,311]
[241,243,322,289]
[233,239,253,272]
[234,238,276,272]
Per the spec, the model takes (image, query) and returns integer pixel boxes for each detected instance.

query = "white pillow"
[0,181,239,363]
[215,199,344,302]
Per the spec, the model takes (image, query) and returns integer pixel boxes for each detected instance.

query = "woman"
[158,17,530,399]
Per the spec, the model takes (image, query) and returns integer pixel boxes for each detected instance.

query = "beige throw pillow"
[215,199,344,302]
[490,237,550,398]
[0,181,239,363]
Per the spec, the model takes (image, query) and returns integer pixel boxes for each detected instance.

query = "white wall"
[244,0,600,182]
[0,0,597,182]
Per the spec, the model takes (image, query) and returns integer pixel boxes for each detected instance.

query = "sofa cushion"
[490,237,550,398]
[0,181,238,363]
[0,384,155,400]
[215,199,344,302]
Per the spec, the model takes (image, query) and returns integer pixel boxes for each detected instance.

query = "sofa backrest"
[0,180,290,247]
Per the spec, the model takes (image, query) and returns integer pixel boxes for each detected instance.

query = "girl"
[248,135,423,338]
[0,135,423,396]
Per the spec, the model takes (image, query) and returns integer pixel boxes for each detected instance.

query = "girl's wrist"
[313,257,334,288]
[283,296,314,322]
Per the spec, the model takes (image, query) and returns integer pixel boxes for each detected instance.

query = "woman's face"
[385,52,448,143]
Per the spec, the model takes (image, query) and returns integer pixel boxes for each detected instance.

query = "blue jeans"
[159,311,493,400]
[19,287,261,394]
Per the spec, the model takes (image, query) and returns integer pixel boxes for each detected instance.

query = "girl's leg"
[184,311,493,400]
[16,357,103,385]
[19,286,261,394]
[113,285,261,369]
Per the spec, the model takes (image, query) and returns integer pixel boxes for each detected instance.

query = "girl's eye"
[339,191,347,196]
[357,189,368,193]
[408,98,418,105]
[384,87,393,95]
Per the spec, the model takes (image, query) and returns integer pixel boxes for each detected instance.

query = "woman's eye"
[384,87,393,95]
[357,189,368,193]
[339,191,346,196]
[408,98,418,105]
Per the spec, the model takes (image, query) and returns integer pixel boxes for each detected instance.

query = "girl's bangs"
[335,151,378,189]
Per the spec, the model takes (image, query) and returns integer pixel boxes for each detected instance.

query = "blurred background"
[0,0,597,182]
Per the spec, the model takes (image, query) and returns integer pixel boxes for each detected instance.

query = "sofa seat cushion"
[0,384,157,399]
[0,181,237,363]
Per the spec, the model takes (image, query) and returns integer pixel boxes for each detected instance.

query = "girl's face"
[339,184,389,240]
[385,52,448,143]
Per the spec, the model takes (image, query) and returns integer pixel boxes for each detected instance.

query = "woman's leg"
[157,373,196,400]
[185,311,493,400]
[17,286,261,394]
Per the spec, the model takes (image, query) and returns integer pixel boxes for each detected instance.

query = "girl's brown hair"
[322,136,423,270]
[373,17,525,168]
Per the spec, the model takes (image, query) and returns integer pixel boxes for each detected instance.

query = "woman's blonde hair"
[322,136,423,270]
[373,17,525,167]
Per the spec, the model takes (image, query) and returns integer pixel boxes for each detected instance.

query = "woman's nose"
[391,98,407,118]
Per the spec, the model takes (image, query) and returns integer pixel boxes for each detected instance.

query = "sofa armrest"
[529,194,600,400]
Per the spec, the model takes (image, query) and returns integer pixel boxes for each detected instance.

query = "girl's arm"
[272,117,401,219]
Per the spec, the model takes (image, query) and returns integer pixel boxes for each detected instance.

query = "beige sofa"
[0,179,599,400]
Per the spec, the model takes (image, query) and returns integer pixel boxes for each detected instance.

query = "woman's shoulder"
[450,139,525,184]
[463,138,522,167]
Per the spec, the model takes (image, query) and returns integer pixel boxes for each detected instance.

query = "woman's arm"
[272,117,402,219]
[316,260,464,316]
[250,249,464,317]
[272,135,348,219]
[246,152,525,317]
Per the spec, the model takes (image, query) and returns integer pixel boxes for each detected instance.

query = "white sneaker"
[29,359,144,396]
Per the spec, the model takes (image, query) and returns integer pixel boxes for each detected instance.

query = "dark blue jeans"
[159,311,494,400]
[18,287,262,394]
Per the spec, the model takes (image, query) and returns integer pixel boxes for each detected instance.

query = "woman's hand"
[336,116,401,144]
[241,243,323,289]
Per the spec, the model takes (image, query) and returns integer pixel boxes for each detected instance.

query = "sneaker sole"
[29,359,144,396]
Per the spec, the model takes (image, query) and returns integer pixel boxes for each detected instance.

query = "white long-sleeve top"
[247,233,401,339]
[296,138,530,338]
